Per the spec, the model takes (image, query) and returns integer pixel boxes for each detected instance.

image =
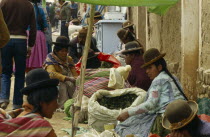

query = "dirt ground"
[6,76,88,137]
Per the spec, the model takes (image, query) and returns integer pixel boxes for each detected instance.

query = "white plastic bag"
[88,88,147,132]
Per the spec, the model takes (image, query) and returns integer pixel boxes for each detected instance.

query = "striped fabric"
[76,69,111,98]
[0,113,52,137]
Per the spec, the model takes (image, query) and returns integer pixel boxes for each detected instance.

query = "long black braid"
[154,58,188,100]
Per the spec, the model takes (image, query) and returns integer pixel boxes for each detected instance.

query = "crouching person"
[0,69,59,137]
[115,48,187,137]
[43,36,78,109]
[162,100,210,137]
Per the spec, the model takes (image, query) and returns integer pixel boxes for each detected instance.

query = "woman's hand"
[170,130,192,137]
[65,77,76,83]
[117,111,129,122]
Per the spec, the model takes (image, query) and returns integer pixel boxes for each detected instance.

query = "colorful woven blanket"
[76,69,111,98]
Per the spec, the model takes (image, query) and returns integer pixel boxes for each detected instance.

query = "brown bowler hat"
[162,100,198,130]
[122,21,134,29]
[141,48,166,68]
[117,28,129,40]
[121,41,142,55]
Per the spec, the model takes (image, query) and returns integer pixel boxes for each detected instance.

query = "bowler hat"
[121,41,142,55]
[162,100,198,130]
[117,28,130,40]
[52,36,70,46]
[21,69,59,95]
[141,48,166,68]
[122,21,134,29]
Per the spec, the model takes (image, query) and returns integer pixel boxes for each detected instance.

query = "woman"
[26,0,48,71]
[43,36,78,109]
[0,68,59,137]
[115,48,187,137]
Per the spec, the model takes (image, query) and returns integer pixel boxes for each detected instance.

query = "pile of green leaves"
[97,94,137,110]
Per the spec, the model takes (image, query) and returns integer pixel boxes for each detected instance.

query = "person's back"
[2,0,36,46]
[0,0,36,110]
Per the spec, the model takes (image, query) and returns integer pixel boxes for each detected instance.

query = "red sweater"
[1,0,36,47]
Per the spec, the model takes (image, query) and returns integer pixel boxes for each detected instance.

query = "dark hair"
[53,45,68,54]
[178,115,200,136]
[153,58,188,100]
[27,87,58,115]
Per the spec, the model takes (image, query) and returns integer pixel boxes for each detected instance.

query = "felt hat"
[71,19,81,24]
[162,100,198,130]
[52,36,70,47]
[121,41,142,55]
[117,28,130,40]
[141,48,166,68]
[21,68,59,95]
[122,21,134,29]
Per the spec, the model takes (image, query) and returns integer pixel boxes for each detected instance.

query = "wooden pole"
[71,4,95,137]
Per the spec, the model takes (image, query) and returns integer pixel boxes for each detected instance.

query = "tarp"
[70,0,179,15]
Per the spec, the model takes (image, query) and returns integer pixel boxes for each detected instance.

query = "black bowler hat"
[52,36,70,46]
[21,68,59,95]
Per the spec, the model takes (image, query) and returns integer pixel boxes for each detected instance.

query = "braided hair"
[153,58,188,100]
[27,87,58,115]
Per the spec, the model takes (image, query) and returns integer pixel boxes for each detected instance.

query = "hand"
[117,111,129,122]
[27,48,32,58]
[170,130,192,137]
[65,77,76,83]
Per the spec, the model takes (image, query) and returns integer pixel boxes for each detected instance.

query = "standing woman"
[115,48,187,137]
[58,0,71,41]
[26,0,48,71]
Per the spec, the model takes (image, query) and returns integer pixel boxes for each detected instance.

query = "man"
[0,0,36,109]
[162,100,210,137]
[69,27,100,63]
[121,41,151,91]
[0,9,9,48]
[70,1,78,19]
[68,18,82,39]
[58,0,71,40]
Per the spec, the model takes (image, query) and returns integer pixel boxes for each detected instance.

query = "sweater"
[1,0,36,47]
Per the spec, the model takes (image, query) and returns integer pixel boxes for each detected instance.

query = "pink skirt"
[26,30,47,69]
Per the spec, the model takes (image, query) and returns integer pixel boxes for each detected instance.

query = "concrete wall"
[196,0,210,99]
[147,1,182,79]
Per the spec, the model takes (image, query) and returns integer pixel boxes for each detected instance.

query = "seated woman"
[115,48,187,137]
[43,36,78,109]
[0,68,59,137]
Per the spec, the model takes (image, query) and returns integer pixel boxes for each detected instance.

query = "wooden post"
[71,4,95,137]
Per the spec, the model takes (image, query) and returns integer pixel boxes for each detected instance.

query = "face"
[40,98,58,119]
[145,64,162,80]
[124,54,135,65]
[55,48,68,61]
